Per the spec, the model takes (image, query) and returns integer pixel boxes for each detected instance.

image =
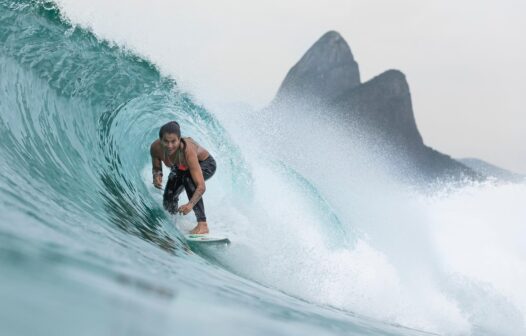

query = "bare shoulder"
[184,137,197,154]
[184,138,202,163]
[185,137,209,160]
[150,139,162,157]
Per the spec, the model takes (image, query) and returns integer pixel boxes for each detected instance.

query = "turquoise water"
[2,2,526,335]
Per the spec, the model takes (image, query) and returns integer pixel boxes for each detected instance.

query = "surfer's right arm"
[150,142,163,189]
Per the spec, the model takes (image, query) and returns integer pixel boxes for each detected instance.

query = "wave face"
[1,2,526,336]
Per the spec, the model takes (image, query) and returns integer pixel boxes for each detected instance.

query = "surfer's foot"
[190,222,209,234]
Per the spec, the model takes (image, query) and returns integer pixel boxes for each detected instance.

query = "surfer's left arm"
[150,142,163,189]
[178,147,206,215]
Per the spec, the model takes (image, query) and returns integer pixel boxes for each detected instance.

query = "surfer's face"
[161,133,180,154]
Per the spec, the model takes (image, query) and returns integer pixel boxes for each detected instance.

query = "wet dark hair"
[159,121,181,139]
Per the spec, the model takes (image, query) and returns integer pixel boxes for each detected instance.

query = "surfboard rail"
[184,234,230,245]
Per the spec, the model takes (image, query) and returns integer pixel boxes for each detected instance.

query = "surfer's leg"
[182,175,207,222]
[163,169,184,214]
[183,155,217,222]
[182,176,208,234]
[183,156,217,234]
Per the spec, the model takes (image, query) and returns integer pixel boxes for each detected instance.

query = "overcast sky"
[57,0,526,173]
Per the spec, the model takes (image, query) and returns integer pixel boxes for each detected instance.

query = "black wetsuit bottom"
[163,155,216,222]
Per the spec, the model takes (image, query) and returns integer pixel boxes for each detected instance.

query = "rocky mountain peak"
[272,31,361,107]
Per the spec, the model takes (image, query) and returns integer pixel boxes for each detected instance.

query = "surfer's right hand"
[153,175,163,189]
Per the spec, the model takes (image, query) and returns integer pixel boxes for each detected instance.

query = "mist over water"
[212,104,526,335]
[1,1,525,336]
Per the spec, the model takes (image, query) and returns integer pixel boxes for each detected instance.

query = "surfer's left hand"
[178,203,193,215]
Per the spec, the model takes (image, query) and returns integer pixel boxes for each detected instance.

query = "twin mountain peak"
[266,31,482,183]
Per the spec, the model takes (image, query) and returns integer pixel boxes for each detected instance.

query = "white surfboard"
[184,234,230,245]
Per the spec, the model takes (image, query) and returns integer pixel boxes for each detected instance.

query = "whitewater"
[1,1,525,335]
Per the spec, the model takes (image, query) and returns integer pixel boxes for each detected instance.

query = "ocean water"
[1,1,526,335]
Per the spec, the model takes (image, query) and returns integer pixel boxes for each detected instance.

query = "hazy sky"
[57,0,526,173]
